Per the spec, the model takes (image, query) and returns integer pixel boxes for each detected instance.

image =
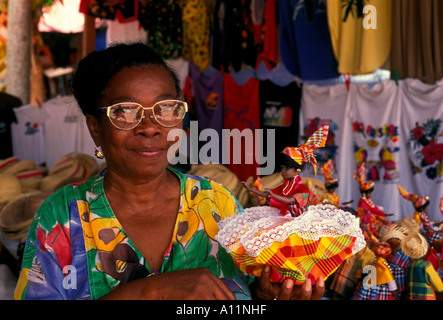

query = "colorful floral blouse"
[14,168,253,300]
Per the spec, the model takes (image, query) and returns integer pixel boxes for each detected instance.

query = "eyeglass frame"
[96,99,188,130]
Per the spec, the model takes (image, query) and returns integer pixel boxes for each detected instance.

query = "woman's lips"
[133,147,164,158]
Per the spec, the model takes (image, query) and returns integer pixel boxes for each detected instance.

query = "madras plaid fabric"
[281,125,329,175]
[390,264,407,295]
[408,259,443,300]
[329,254,362,298]
[352,282,396,300]
[232,233,357,285]
[389,249,411,270]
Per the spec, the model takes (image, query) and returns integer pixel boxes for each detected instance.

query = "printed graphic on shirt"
[407,118,443,181]
[353,121,400,182]
[262,102,293,127]
[25,121,39,135]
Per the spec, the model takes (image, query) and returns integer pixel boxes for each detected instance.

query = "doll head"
[280,125,329,176]
[372,241,392,259]
[398,186,429,213]
[279,153,304,179]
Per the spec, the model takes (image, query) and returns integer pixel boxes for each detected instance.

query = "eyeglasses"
[97,100,188,130]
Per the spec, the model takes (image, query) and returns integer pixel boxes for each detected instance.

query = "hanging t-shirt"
[259,80,301,170]
[189,62,224,164]
[348,80,401,218]
[326,0,392,75]
[300,83,351,202]
[41,96,83,169]
[398,78,443,220]
[106,20,147,46]
[138,0,183,60]
[11,104,49,166]
[255,0,278,70]
[223,73,260,181]
[212,0,257,72]
[390,0,443,84]
[181,0,211,72]
[280,0,339,80]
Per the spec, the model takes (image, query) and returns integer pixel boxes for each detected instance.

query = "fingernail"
[318,276,324,288]
[264,266,271,272]
[285,279,294,289]
[304,279,312,292]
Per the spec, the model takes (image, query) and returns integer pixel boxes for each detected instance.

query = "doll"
[403,232,443,300]
[354,162,391,237]
[242,125,329,217]
[352,240,399,300]
[217,126,367,285]
[398,186,430,231]
[379,224,411,299]
[319,159,340,208]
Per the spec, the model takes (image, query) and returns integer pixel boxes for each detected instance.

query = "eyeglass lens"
[108,101,186,129]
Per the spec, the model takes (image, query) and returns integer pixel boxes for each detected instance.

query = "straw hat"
[40,155,86,192]
[380,224,409,242]
[1,159,37,176]
[401,232,428,259]
[15,169,44,191]
[0,174,24,212]
[0,192,51,241]
[0,156,20,173]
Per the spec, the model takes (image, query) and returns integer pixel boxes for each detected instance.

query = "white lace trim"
[215,204,366,258]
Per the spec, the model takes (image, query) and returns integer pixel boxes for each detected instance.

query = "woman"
[14,43,324,300]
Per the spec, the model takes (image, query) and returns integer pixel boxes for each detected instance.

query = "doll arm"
[241,181,268,198]
[265,190,297,205]
[425,263,443,292]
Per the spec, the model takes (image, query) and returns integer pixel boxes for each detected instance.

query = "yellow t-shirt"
[326,0,392,75]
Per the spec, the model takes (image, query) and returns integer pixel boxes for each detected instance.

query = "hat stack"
[0,156,45,192]
[40,152,99,193]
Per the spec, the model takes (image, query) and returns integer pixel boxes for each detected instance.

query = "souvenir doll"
[328,246,365,300]
[424,232,443,279]
[242,125,329,217]
[398,186,430,230]
[379,224,411,299]
[403,232,443,300]
[319,159,339,208]
[217,126,367,286]
[352,240,399,300]
[354,162,391,237]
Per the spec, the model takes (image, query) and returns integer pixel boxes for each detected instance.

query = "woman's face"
[88,66,182,180]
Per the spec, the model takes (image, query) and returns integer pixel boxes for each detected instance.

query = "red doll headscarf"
[281,125,329,175]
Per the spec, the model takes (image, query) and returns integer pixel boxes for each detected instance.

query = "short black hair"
[72,42,181,116]
[279,153,305,171]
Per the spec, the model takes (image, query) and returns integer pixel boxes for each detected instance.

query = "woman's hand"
[100,268,236,300]
[253,266,325,300]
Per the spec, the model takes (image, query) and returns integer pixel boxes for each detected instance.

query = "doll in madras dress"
[398,185,430,230]
[319,159,340,208]
[354,162,391,237]
[243,125,329,217]
[403,232,443,300]
[352,240,399,300]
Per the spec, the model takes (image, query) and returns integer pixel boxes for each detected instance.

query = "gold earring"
[94,146,104,159]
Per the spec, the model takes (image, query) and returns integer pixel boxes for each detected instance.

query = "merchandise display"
[0,0,443,302]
